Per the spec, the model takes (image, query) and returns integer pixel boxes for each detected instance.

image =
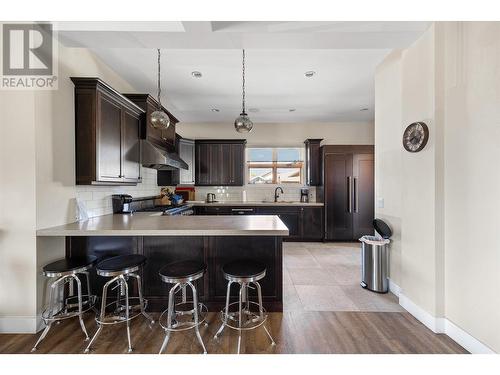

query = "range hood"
[141,140,188,170]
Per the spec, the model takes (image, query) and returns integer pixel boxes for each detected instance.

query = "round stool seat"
[96,254,146,276]
[222,260,266,282]
[43,256,97,277]
[159,260,206,283]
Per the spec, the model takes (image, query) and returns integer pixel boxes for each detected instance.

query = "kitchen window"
[247,147,303,184]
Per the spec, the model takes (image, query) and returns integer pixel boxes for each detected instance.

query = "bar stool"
[84,254,154,353]
[158,260,208,354]
[214,260,275,354]
[32,256,97,352]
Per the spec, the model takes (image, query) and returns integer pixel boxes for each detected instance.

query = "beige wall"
[0,39,164,331]
[178,121,374,147]
[375,22,500,352]
[0,91,38,331]
[35,46,136,230]
[400,24,445,317]
[374,50,403,286]
[442,22,500,352]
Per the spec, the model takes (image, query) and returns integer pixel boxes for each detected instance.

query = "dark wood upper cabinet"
[71,77,144,185]
[178,138,195,185]
[195,140,246,186]
[229,143,245,186]
[319,145,374,241]
[123,94,179,152]
[304,139,323,186]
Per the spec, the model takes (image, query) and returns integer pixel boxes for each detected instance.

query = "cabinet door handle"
[347,176,352,213]
[353,177,358,213]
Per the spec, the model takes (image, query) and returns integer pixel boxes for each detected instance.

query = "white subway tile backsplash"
[75,166,164,218]
[76,166,316,219]
[194,185,316,203]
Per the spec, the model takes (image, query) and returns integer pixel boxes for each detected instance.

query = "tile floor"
[283,242,404,313]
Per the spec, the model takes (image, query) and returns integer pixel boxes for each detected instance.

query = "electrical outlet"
[377,197,384,209]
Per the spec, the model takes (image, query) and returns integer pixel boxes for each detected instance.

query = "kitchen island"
[37,214,288,311]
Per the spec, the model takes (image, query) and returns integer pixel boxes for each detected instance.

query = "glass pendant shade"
[234,49,253,133]
[150,109,170,130]
[150,48,170,130]
[234,112,253,133]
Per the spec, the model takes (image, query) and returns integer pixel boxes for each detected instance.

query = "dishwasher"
[231,208,255,215]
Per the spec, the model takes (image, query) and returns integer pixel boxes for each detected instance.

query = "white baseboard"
[398,292,495,354]
[444,319,495,354]
[0,316,40,334]
[399,293,445,333]
[388,278,401,297]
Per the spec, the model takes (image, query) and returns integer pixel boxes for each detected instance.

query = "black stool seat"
[222,260,266,279]
[43,256,97,273]
[97,254,146,272]
[159,260,206,281]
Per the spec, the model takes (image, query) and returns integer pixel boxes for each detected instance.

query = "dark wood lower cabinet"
[301,207,324,240]
[66,235,283,312]
[257,207,302,240]
[194,205,324,241]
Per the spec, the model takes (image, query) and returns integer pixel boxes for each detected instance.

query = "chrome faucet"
[274,187,284,202]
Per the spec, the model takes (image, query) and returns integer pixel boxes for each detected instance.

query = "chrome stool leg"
[85,275,120,353]
[214,281,232,339]
[31,279,58,352]
[159,283,179,354]
[123,276,132,353]
[84,271,98,314]
[188,281,207,354]
[237,283,243,354]
[255,281,275,345]
[71,274,89,340]
[129,273,155,325]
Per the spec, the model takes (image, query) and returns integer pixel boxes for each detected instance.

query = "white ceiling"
[56,21,430,123]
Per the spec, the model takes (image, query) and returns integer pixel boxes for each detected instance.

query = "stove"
[112,194,194,216]
[138,204,194,216]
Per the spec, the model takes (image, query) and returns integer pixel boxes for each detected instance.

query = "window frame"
[247,147,304,185]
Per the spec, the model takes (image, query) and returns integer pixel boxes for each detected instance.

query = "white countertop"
[36,213,289,237]
[189,201,324,207]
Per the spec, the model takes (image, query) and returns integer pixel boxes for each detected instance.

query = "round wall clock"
[402,122,429,152]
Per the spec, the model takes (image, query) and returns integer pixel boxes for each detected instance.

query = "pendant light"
[234,49,253,133]
[150,49,170,130]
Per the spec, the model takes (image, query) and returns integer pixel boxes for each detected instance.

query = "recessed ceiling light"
[360,108,369,111]
[248,108,259,113]
[289,109,296,112]
[191,71,202,78]
[211,108,220,112]
[304,71,316,78]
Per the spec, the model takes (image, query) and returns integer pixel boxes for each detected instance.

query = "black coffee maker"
[300,188,309,203]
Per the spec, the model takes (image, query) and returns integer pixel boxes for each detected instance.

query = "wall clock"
[402,122,429,152]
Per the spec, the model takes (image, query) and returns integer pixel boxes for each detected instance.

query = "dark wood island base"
[66,235,283,312]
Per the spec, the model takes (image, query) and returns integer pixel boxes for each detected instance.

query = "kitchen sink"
[262,200,296,204]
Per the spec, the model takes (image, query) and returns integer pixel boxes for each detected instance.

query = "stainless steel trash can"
[359,219,392,293]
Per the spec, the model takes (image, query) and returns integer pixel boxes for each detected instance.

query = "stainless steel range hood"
[141,140,188,170]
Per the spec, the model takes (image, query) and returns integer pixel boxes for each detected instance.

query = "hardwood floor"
[0,242,467,354]
[0,311,466,354]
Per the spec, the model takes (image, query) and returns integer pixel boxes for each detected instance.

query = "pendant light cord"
[157,48,162,109]
[242,49,246,114]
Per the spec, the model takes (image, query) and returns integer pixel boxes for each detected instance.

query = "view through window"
[247,148,303,184]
